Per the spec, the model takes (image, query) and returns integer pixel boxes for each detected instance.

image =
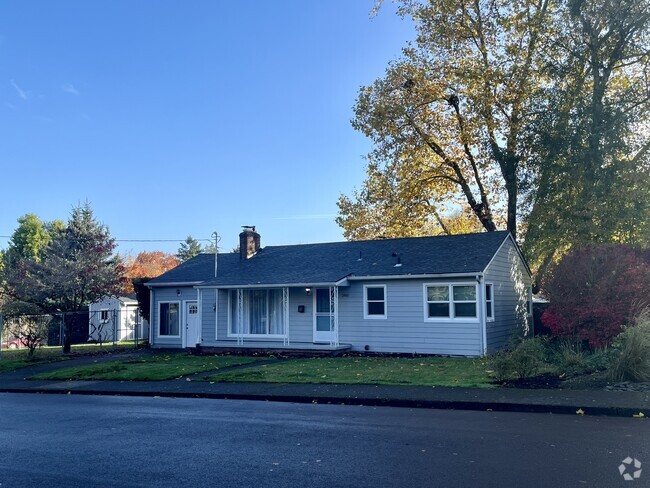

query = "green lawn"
[203,356,496,388]
[0,343,139,373]
[30,353,264,381]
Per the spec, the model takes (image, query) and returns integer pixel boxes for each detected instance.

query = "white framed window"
[363,285,387,319]
[485,283,494,321]
[424,283,478,321]
[100,309,109,323]
[158,301,181,337]
[425,285,450,318]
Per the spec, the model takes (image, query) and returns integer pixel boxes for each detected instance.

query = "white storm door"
[183,301,200,347]
[313,288,334,343]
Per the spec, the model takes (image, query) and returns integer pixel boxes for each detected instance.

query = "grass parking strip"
[29,353,264,381]
[203,356,495,388]
[0,343,139,374]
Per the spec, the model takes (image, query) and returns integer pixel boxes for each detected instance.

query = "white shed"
[88,295,149,343]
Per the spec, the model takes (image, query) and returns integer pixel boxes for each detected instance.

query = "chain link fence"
[1,309,148,350]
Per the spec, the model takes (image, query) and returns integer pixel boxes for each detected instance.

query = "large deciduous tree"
[339,0,553,240]
[339,0,650,275]
[1,214,62,314]
[523,0,650,275]
[3,214,51,264]
[122,251,180,294]
[1,203,124,314]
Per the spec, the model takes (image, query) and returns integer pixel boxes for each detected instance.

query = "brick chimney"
[239,226,260,260]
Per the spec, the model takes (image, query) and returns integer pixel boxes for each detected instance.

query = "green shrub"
[584,349,615,372]
[490,352,515,382]
[558,340,585,367]
[540,337,614,377]
[608,310,650,382]
[490,337,547,380]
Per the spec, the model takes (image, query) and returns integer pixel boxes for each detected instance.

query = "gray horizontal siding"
[199,279,483,356]
[338,279,482,356]
[484,238,533,353]
[151,286,198,348]
[200,289,216,343]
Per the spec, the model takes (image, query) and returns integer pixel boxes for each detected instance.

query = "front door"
[313,288,334,343]
[183,301,200,348]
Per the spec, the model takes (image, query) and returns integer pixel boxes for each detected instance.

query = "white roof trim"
[482,233,533,278]
[197,281,349,290]
[348,272,482,281]
[145,281,204,288]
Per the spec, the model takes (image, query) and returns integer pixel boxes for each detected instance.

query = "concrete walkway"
[1,351,648,418]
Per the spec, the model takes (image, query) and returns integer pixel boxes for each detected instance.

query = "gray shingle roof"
[147,231,512,288]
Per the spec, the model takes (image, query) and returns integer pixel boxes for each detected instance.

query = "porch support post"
[282,287,290,346]
[237,289,244,345]
[329,286,339,347]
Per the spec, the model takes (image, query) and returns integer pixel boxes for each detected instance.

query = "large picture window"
[424,284,478,320]
[159,302,180,336]
[229,289,286,336]
[364,285,386,319]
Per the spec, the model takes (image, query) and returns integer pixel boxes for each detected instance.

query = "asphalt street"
[0,392,647,487]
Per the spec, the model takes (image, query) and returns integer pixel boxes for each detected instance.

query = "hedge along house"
[145,228,533,356]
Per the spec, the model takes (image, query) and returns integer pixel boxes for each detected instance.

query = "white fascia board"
[482,233,533,279]
[145,281,204,288]
[197,282,343,290]
[348,272,481,281]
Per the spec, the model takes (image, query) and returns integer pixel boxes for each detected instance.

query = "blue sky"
[0,1,414,255]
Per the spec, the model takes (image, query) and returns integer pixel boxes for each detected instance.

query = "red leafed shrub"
[541,245,650,348]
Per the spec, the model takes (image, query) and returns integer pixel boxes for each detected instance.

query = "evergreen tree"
[176,236,204,262]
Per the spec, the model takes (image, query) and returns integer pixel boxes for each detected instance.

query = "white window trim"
[158,300,181,338]
[485,283,495,322]
[226,289,288,339]
[363,284,387,320]
[423,283,480,322]
[99,309,109,323]
[214,289,219,341]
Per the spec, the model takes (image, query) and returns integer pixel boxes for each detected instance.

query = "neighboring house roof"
[147,231,518,288]
[118,294,138,303]
[90,295,138,307]
[146,253,218,285]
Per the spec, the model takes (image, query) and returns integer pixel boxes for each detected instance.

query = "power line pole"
[211,231,220,278]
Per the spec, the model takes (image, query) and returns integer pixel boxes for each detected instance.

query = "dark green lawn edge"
[0,344,148,374]
[28,354,268,381]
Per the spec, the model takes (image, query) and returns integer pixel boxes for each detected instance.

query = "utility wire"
[0,236,214,243]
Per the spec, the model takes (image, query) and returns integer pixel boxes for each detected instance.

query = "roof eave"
[198,279,349,289]
[347,272,483,281]
[145,281,205,288]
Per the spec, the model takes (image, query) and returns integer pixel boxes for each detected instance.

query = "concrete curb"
[1,386,646,418]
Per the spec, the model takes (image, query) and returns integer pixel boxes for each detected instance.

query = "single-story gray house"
[146,228,533,356]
